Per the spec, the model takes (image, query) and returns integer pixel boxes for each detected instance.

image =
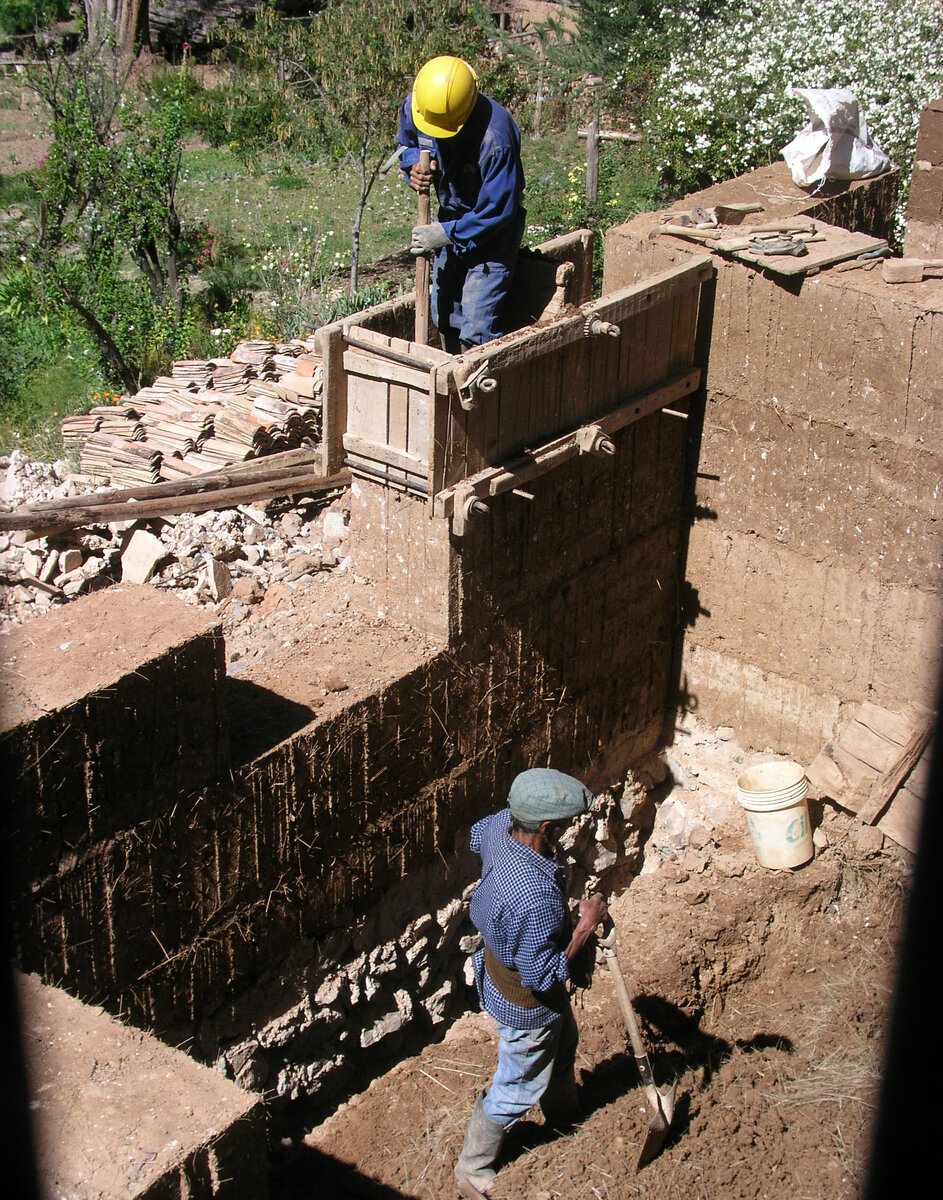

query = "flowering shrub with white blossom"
[638,0,943,198]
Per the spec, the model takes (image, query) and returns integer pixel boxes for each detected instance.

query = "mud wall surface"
[1,586,228,997]
[603,167,942,761]
[1,573,649,1106]
[904,97,943,259]
[19,970,268,1200]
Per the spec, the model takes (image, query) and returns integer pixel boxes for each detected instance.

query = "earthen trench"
[3,164,941,1183]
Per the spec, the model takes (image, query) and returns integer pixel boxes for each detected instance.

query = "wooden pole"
[415,148,432,345]
[585,116,599,203]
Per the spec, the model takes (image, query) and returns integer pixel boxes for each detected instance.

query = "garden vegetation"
[0,0,939,457]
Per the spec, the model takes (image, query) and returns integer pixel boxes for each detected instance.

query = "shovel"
[598,919,677,1169]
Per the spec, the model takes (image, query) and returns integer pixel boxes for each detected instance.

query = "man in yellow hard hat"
[396,56,526,354]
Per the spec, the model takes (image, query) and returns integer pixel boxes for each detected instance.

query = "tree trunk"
[57,281,140,394]
[84,0,150,61]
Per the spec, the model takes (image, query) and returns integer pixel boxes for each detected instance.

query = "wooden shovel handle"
[415,149,432,345]
[598,922,660,1103]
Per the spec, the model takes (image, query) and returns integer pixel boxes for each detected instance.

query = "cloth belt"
[483,946,567,1014]
[484,946,539,1008]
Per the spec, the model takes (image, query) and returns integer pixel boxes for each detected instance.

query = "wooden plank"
[434,369,700,517]
[806,701,933,825]
[388,336,414,451]
[430,366,450,499]
[10,448,322,515]
[558,337,587,437]
[387,381,409,450]
[587,259,713,332]
[855,701,915,747]
[876,787,923,853]
[406,384,430,463]
[0,469,350,535]
[857,708,934,825]
[445,387,469,487]
[343,434,427,475]
[840,720,903,775]
[343,349,433,392]
[805,746,847,798]
[347,372,390,448]
[471,257,712,377]
[345,456,426,495]
[315,322,347,476]
[729,227,887,277]
[828,744,880,813]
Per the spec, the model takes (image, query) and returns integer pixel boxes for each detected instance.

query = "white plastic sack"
[781,87,890,187]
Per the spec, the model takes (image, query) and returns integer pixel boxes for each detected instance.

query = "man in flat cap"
[454,768,608,1198]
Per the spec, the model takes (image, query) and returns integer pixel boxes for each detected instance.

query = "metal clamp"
[454,360,497,411]
[451,485,490,536]
[576,423,616,456]
[583,316,621,339]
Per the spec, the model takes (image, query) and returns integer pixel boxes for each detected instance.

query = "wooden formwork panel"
[342,328,451,495]
[332,252,711,520]
[323,231,596,483]
[432,257,713,527]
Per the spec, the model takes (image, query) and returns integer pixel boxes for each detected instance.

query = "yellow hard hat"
[411,56,478,138]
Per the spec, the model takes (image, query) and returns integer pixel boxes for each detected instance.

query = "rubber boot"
[539,1068,580,1132]
[454,1092,505,1198]
[440,329,462,355]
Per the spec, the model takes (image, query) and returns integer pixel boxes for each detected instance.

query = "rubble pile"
[60,342,324,487]
[0,450,351,637]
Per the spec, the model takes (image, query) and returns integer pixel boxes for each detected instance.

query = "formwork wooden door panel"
[432,257,713,528]
[341,327,451,495]
[337,257,712,517]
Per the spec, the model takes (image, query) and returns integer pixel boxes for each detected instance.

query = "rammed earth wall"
[604,161,943,762]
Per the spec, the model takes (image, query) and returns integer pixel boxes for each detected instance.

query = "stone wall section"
[603,169,943,761]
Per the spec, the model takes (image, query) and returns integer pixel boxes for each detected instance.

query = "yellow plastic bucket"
[736,761,813,870]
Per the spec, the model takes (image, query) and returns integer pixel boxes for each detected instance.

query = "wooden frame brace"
[434,367,700,534]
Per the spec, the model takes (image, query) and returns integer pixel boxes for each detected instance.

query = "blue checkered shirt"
[469,808,572,1029]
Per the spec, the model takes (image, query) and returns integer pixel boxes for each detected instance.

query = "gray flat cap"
[507,768,592,824]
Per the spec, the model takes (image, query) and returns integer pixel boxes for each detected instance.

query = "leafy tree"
[17,28,192,390]
[204,0,491,292]
[0,0,70,37]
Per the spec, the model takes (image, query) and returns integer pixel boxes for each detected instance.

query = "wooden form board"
[337,255,711,508]
[342,327,451,494]
[729,225,887,276]
[656,220,888,277]
[431,256,712,497]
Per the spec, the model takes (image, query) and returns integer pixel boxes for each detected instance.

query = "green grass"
[0,354,105,460]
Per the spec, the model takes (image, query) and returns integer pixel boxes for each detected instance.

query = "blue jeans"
[481,1004,579,1129]
[431,213,525,348]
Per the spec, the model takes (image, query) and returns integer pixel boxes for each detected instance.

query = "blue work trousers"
[431,213,524,348]
[481,1003,579,1129]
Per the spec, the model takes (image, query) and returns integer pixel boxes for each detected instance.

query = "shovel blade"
[635,1082,677,1170]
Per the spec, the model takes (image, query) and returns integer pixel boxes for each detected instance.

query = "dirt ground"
[268,718,907,1200]
[5,486,908,1200]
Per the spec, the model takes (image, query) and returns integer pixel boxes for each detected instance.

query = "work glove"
[410,222,450,256]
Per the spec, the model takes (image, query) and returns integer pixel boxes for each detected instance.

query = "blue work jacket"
[396,92,525,255]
